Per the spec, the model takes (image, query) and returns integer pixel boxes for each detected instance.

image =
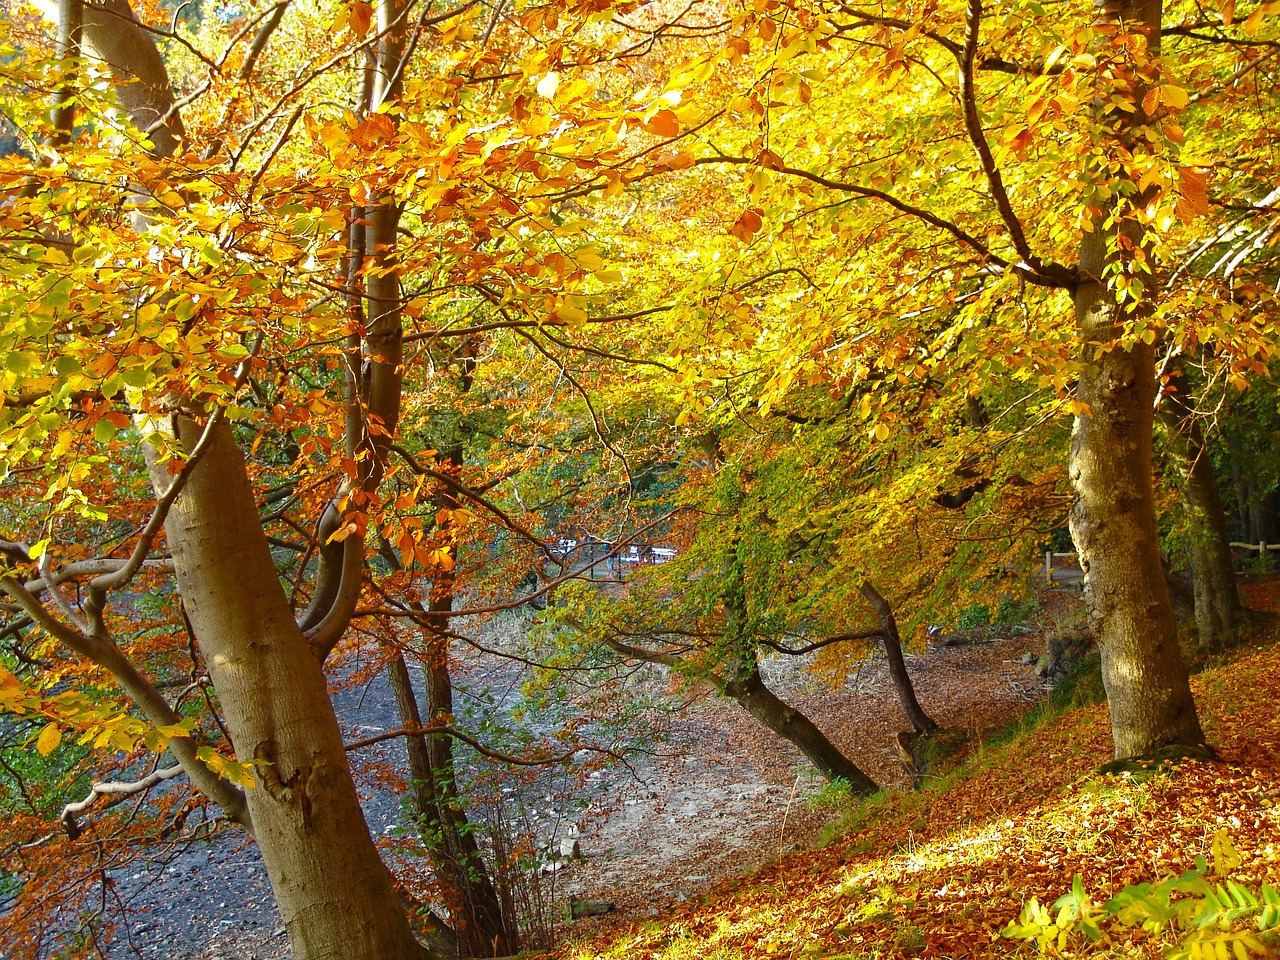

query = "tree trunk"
[1068,0,1204,760]
[76,4,428,955]
[384,440,516,958]
[724,666,879,793]
[1070,340,1202,757]
[858,582,936,734]
[1159,387,1244,645]
[144,416,428,960]
[388,642,516,957]
[717,542,878,791]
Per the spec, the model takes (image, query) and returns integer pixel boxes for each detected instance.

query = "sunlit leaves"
[34,722,61,757]
[0,664,195,757]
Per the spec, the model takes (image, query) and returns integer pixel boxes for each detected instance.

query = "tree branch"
[88,407,226,605]
[59,764,185,840]
[343,724,623,766]
[759,628,885,655]
[957,0,1037,272]
[0,576,251,830]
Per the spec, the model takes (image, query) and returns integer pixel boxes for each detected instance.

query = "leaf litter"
[553,578,1280,960]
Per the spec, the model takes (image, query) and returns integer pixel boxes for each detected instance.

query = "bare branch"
[60,764,185,839]
[388,443,557,562]
[343,723,624,766]
[957,0,1040,273]
[89,407,226,599]
[38,552,93,638]
[759,628,885,655]
[699,154,1077,289]
[0,576,251,829]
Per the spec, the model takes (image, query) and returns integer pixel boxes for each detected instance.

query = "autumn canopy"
[0,0,1278,953]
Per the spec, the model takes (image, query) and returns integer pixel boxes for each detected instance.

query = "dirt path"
[96,612,1053,960]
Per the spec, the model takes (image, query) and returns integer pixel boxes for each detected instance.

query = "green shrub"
[955,605,990,630]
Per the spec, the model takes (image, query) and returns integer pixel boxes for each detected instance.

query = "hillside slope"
[553,580,1280,960]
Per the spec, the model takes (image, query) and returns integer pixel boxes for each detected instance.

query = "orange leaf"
[730,208,764,242]
[1177,166,1210,221]
[349,0,372,34]
[643,110,681,138]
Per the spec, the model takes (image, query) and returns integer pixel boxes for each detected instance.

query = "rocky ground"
[88,592,1073,960]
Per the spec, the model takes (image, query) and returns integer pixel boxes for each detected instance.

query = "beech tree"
[0,0,701,956]
[601,0,1280,759]
[4,0,1280,951]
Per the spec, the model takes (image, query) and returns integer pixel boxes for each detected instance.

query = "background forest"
[1,0,1280,955]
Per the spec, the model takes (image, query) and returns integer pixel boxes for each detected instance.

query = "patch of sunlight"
[835,820,1016,898]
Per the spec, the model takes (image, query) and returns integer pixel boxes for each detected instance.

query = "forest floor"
[98,583,1070,960]
[547,577,1280,960]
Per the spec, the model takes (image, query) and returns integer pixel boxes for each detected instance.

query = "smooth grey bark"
[80,0,185,155]
[142,417,428,960]
[1067,0,1203,758]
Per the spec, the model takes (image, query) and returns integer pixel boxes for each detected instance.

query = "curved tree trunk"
[144,418,428,960]
[718,548,878,792]
[1159,387,1244,646]
[857,581,936,734]
[723,666,878,793]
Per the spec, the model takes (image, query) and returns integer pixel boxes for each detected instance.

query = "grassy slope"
[553,581,1280,960]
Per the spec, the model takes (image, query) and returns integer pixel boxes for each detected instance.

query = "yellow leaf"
[574,248,604,271]
[554,305,589,324]
[871,422,889,442]
[1160,84,1189,110]
[36,722,61,756]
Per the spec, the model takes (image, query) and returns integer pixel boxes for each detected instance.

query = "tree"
[1158,373,1246,647]
[1,0,741,950]
[600,0,1277,759]
[0,0,431,954]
